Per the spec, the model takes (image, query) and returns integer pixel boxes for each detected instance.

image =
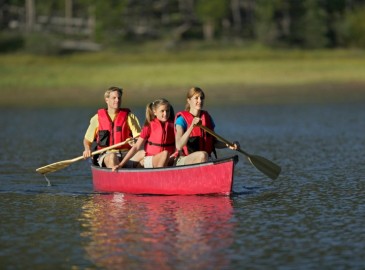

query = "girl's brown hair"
[145,98,175,125]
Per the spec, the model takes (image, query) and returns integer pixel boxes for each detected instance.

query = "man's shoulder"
[127,111,138,118]
[90,113,98,121]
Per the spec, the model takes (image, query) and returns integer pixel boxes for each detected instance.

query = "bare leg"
[183,151,208,165]
[103,152,120,168]
[152,150,170,168]
[131,150,145,167]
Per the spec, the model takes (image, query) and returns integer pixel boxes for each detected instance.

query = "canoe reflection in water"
[80,194,235,269]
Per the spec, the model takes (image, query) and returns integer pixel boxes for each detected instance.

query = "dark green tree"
[338,5,365,47]
[301,0,328,48]
[195,0,229,41]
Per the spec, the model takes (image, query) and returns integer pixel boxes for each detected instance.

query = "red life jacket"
[175,110,215,156]
[144,118,175,156]
[96,108,132,150]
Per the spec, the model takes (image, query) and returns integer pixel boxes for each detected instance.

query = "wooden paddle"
[36,137,138,175]
[197,124,281,180]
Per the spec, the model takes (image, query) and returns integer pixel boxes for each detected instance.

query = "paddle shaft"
[79,137,138,160]
[197,124,281,180]
[65,137,138,163]
[197,124,250,157]
[36,136,138,174]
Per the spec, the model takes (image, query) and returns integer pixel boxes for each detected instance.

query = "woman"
[175,87,239,166]
[112,98,176,171]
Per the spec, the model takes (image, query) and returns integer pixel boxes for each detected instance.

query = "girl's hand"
[128,137,138,146]
[112,165,120,172]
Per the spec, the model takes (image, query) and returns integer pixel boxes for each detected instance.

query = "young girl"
[112,98,176,171]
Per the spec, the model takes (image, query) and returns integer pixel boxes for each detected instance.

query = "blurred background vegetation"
[1,0,365,107]
[2,0,365,53]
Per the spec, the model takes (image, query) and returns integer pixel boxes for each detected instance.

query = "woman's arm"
[175,117,201,150]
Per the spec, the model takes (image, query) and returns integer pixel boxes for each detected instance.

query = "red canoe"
[91,155,238,195]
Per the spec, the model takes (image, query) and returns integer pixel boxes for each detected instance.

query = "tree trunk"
[25,0,35,32]
[65,0,73,34]
[231,0,242,34]
[203,19,214,41]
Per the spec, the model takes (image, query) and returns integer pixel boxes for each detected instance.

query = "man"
[82,86,143,168]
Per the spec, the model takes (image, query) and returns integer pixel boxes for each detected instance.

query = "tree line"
[1,0,365,53]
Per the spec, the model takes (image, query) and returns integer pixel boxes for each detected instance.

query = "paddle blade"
[36,160,74,175]
[247,154,281,180]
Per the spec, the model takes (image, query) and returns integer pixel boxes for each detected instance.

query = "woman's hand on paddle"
[192,117,201,126]
[227,141,240,150]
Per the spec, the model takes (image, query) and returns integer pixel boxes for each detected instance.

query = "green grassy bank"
[1,47,365,107]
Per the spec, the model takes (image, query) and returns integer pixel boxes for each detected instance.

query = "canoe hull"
[91,156,238,195]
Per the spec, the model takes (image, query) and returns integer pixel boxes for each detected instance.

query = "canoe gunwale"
[91,155,239,173]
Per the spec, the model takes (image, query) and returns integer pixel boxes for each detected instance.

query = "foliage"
[0,32,24,52]
[196,0,228,22]
[89,0,128,44]
[337,6,365,48]
[301,0,329,48]
[1,0,365,53]
[24,32,63,55]
[254,0,280,46]
[196,0,229,40]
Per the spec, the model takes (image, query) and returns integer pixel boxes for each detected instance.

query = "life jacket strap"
[147,141,175,147]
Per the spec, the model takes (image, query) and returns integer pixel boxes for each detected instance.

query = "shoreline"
[2,82,365,108]
[2,50,365,108]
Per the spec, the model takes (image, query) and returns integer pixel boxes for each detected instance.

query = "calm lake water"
[1,103,364,269]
